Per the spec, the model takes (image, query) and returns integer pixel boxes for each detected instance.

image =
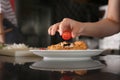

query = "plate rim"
[30,60,105,71]
[30,49,104,52]
[29,49,104,58]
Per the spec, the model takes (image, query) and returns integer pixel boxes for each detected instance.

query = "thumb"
[71,31,77,38]
[71,28,78,38]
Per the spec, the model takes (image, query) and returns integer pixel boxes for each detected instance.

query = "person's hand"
[0,28,13,44]
[0,34,5,44]
[48,18,85,38]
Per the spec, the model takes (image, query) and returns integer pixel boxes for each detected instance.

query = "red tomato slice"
[62,31,72,40]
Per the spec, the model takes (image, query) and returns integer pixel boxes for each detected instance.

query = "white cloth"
[99,32,120,49]
[1,0,17,26]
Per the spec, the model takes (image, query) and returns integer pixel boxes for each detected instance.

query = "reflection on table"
[0,55,42,64]
[0,55,120,80]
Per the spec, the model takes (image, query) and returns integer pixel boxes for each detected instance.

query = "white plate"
[30,60,105,71]
[30,49,104,59]
[0,49,37,57]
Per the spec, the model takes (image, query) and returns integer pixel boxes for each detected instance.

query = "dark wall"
[16,0,53,47]
[15,0,100,47]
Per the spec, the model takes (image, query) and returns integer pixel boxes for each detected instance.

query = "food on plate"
[60,70,87,76]
[47,41,88,76]
[2,43,29,50]
[74,70,87,75]
[47,41,87,50]
[0,43,39,57]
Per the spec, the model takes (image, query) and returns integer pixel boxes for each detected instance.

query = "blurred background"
[14,0,119,51]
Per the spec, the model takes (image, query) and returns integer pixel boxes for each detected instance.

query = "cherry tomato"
[62,31,72,40]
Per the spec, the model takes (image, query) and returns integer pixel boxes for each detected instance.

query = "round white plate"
[30,60,105,71]
[30,49,104,58]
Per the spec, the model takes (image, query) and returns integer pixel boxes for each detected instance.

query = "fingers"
[71,28,78,38]
[48,18,81,38]
[48,18,71,36]
[59,18,71,35]
[72,28,81,38]
[71,21,80,38]
[48,22,60,35]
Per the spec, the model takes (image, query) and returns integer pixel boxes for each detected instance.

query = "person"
[48,0,120,75]
[48,0,120,38]
[0,1,4,43]
[0,0,24,44]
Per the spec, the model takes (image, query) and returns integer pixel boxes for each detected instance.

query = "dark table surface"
[0,52,120,80]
